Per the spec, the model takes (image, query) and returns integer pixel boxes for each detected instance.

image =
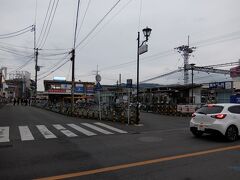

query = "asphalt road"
[0,104,240,180]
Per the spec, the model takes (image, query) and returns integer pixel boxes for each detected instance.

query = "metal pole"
[98,91,101,120]
[136,32,140,124]
[71,49,75,114]
[191,66,194,104]
[35,48,38,102]
[128,88,130,125]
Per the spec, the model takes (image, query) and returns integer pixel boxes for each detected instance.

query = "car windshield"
[196,105,224,114]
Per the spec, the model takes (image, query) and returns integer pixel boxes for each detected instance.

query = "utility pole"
[175,36,196,85]
[190,63,195,104]
[35,48,39,101]
[71,0,80,114]
[70,49,75,113]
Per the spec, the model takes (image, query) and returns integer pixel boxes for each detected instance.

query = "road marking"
[35,145,240,180]
[19,126,34,141]
[53,124,77,137]
[0,127,9,142]
[94,122,127,134]
[36,125,57,139]
[81,123,113,135]
[67,124,96,136]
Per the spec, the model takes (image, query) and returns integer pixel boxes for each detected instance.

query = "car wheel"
[191,130,203,137]
[225,126,239,142]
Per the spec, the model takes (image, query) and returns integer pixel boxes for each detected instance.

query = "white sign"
[139,44,148,55]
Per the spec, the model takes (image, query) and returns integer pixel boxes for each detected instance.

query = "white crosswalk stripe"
[67,124,97,136]
[94,122,128,134]
[0,122,127,143]
[0,127,9,142]
[81,123,113,135]
[19,126,34,141]
[36,125,57,139]
[53,124,78,137]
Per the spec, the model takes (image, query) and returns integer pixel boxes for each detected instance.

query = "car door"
[228,105,240,129]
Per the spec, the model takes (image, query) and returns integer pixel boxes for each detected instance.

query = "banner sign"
[86,84,94,95]
[75,83,84,93]
[209,82,225,89]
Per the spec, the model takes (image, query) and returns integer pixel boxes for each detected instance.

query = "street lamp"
[190,63,195,104]
[136,26,152,124]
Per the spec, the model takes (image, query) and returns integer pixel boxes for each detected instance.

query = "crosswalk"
[0,122,127,143]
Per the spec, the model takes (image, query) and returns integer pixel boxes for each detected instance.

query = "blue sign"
[95,82,102,91]
[75,84,84,93]
[230,95,240,104]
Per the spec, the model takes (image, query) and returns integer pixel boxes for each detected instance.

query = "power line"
[76,0,91,40]
[38,53,70,76]
[39,0,60,48]
[0,47,33,57]
[36,0,53,45]
[0,25,33,37]
[0,28,33,39]
[75,0,122,49]
[8,57,35,73]
[37,59,70,81]
[77,0,134,50]
[37,0,59,48]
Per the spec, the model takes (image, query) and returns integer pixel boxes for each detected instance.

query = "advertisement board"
[86,84,94,95]
[75,83,84,93]
[61,84,71,90]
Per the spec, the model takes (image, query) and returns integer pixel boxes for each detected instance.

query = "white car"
[190,103,240,141]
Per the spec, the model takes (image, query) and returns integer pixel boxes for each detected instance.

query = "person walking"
[13,98,16,106]
[17,98,20,105]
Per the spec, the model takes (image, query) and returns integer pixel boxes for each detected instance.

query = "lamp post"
[190,63,195,104]
[136,26,152,124]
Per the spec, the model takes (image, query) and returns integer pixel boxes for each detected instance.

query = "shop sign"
[61,84,71,90]
[209,82,225,89]
[86,84,94,95]
[75,84,84,93]
[48,89,66,93]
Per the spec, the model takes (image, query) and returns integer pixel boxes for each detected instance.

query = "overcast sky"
[0,0,240,90]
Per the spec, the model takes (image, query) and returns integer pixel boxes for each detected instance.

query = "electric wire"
[77,0,134,50]
[0,47,33,57]
[37,59,70,81]
[75,0,122,49]
[76,0,91,40]
[0,28,33,39]
[0,25,33,37]
[38,53,70,76]
[36,0,53,46]
[8,56,35,73]
[39,0,60,49]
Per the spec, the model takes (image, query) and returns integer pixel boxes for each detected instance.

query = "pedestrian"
[13,98,16,106]
[17,98,20,105]
[25,99,28,106]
